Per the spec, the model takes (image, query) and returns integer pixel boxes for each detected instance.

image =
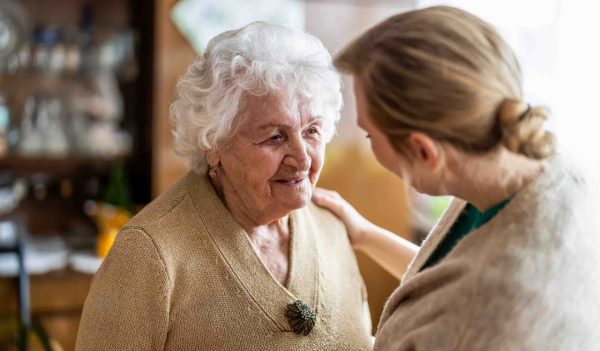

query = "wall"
[153,0,192,195]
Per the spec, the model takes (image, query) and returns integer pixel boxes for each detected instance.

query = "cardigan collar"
[402,198,466,282]
[184,171,320,332]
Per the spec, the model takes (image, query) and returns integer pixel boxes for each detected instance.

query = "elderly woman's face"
[213,94,325,223]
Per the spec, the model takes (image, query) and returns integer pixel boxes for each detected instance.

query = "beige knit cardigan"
[375,154,600,350]
[76,172,372,350]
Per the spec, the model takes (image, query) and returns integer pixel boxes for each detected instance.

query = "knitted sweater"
[76,172,372,350]
[374,154,600,350]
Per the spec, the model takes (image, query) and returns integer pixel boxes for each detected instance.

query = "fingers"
[312,188,346,215]
[313,187,341,200]
[312,188,340,205]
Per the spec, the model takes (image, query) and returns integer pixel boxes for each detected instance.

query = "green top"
[420,198,511,271]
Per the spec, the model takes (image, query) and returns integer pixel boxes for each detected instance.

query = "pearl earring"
[208,166,217,178]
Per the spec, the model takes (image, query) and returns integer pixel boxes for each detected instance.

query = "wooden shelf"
[0,269,93,315]
[0,155,125,177]
[0,269,93,351]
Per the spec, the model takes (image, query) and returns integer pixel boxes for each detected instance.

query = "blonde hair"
[335,6,555,160]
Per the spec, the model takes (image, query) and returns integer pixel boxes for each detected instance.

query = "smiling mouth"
[274,178,305,186]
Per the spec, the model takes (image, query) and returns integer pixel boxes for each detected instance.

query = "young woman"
[314,6,600,350]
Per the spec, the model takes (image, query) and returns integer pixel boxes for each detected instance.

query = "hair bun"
[497,99,555,159]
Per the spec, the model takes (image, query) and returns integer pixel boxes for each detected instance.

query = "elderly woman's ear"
[206,150,220,169]
[206,150,221,179]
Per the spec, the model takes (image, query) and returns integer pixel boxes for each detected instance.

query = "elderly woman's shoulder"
[122,176,192,237]
[305,201,343,223]
[303,202,349,240]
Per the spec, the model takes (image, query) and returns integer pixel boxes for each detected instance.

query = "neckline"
[407,157,556,278]
[419,197,512,271]
[185,172,320,332]
[466,196,512,230]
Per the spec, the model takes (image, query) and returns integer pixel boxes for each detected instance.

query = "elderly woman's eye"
[305,127,320,136]
[268,133,284,142]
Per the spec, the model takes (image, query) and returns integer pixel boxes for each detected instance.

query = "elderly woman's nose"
[284,136,311,171]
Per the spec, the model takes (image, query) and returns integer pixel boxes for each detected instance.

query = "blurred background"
[0,0,598,350]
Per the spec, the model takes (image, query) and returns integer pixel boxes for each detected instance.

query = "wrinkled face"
[215,93,325,223]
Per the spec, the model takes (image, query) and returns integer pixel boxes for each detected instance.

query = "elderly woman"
[314,6,600,350]
[76,22,372,350]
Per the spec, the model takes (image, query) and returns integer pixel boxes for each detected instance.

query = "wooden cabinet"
[1,1,155,350]
[0,270,92,351]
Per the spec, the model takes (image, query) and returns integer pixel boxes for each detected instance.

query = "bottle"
[18,94,43,156]
[95,161,133,258]
[0,93,9,157]
[103,161,132,211]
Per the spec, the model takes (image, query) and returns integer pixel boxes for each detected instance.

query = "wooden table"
[0,269,93,351]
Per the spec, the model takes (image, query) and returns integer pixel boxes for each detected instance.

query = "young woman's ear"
[406,132,441,171]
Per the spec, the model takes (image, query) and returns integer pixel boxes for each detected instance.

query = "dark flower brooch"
[285,300,316,336]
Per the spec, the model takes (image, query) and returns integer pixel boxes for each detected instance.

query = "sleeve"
[76,228,171,351]
[374,262,471,351]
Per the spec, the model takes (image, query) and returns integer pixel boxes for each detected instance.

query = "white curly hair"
[170,21,342,173]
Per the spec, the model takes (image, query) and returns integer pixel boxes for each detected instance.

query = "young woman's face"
[354,79,405,176]
[353,78,446,195]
